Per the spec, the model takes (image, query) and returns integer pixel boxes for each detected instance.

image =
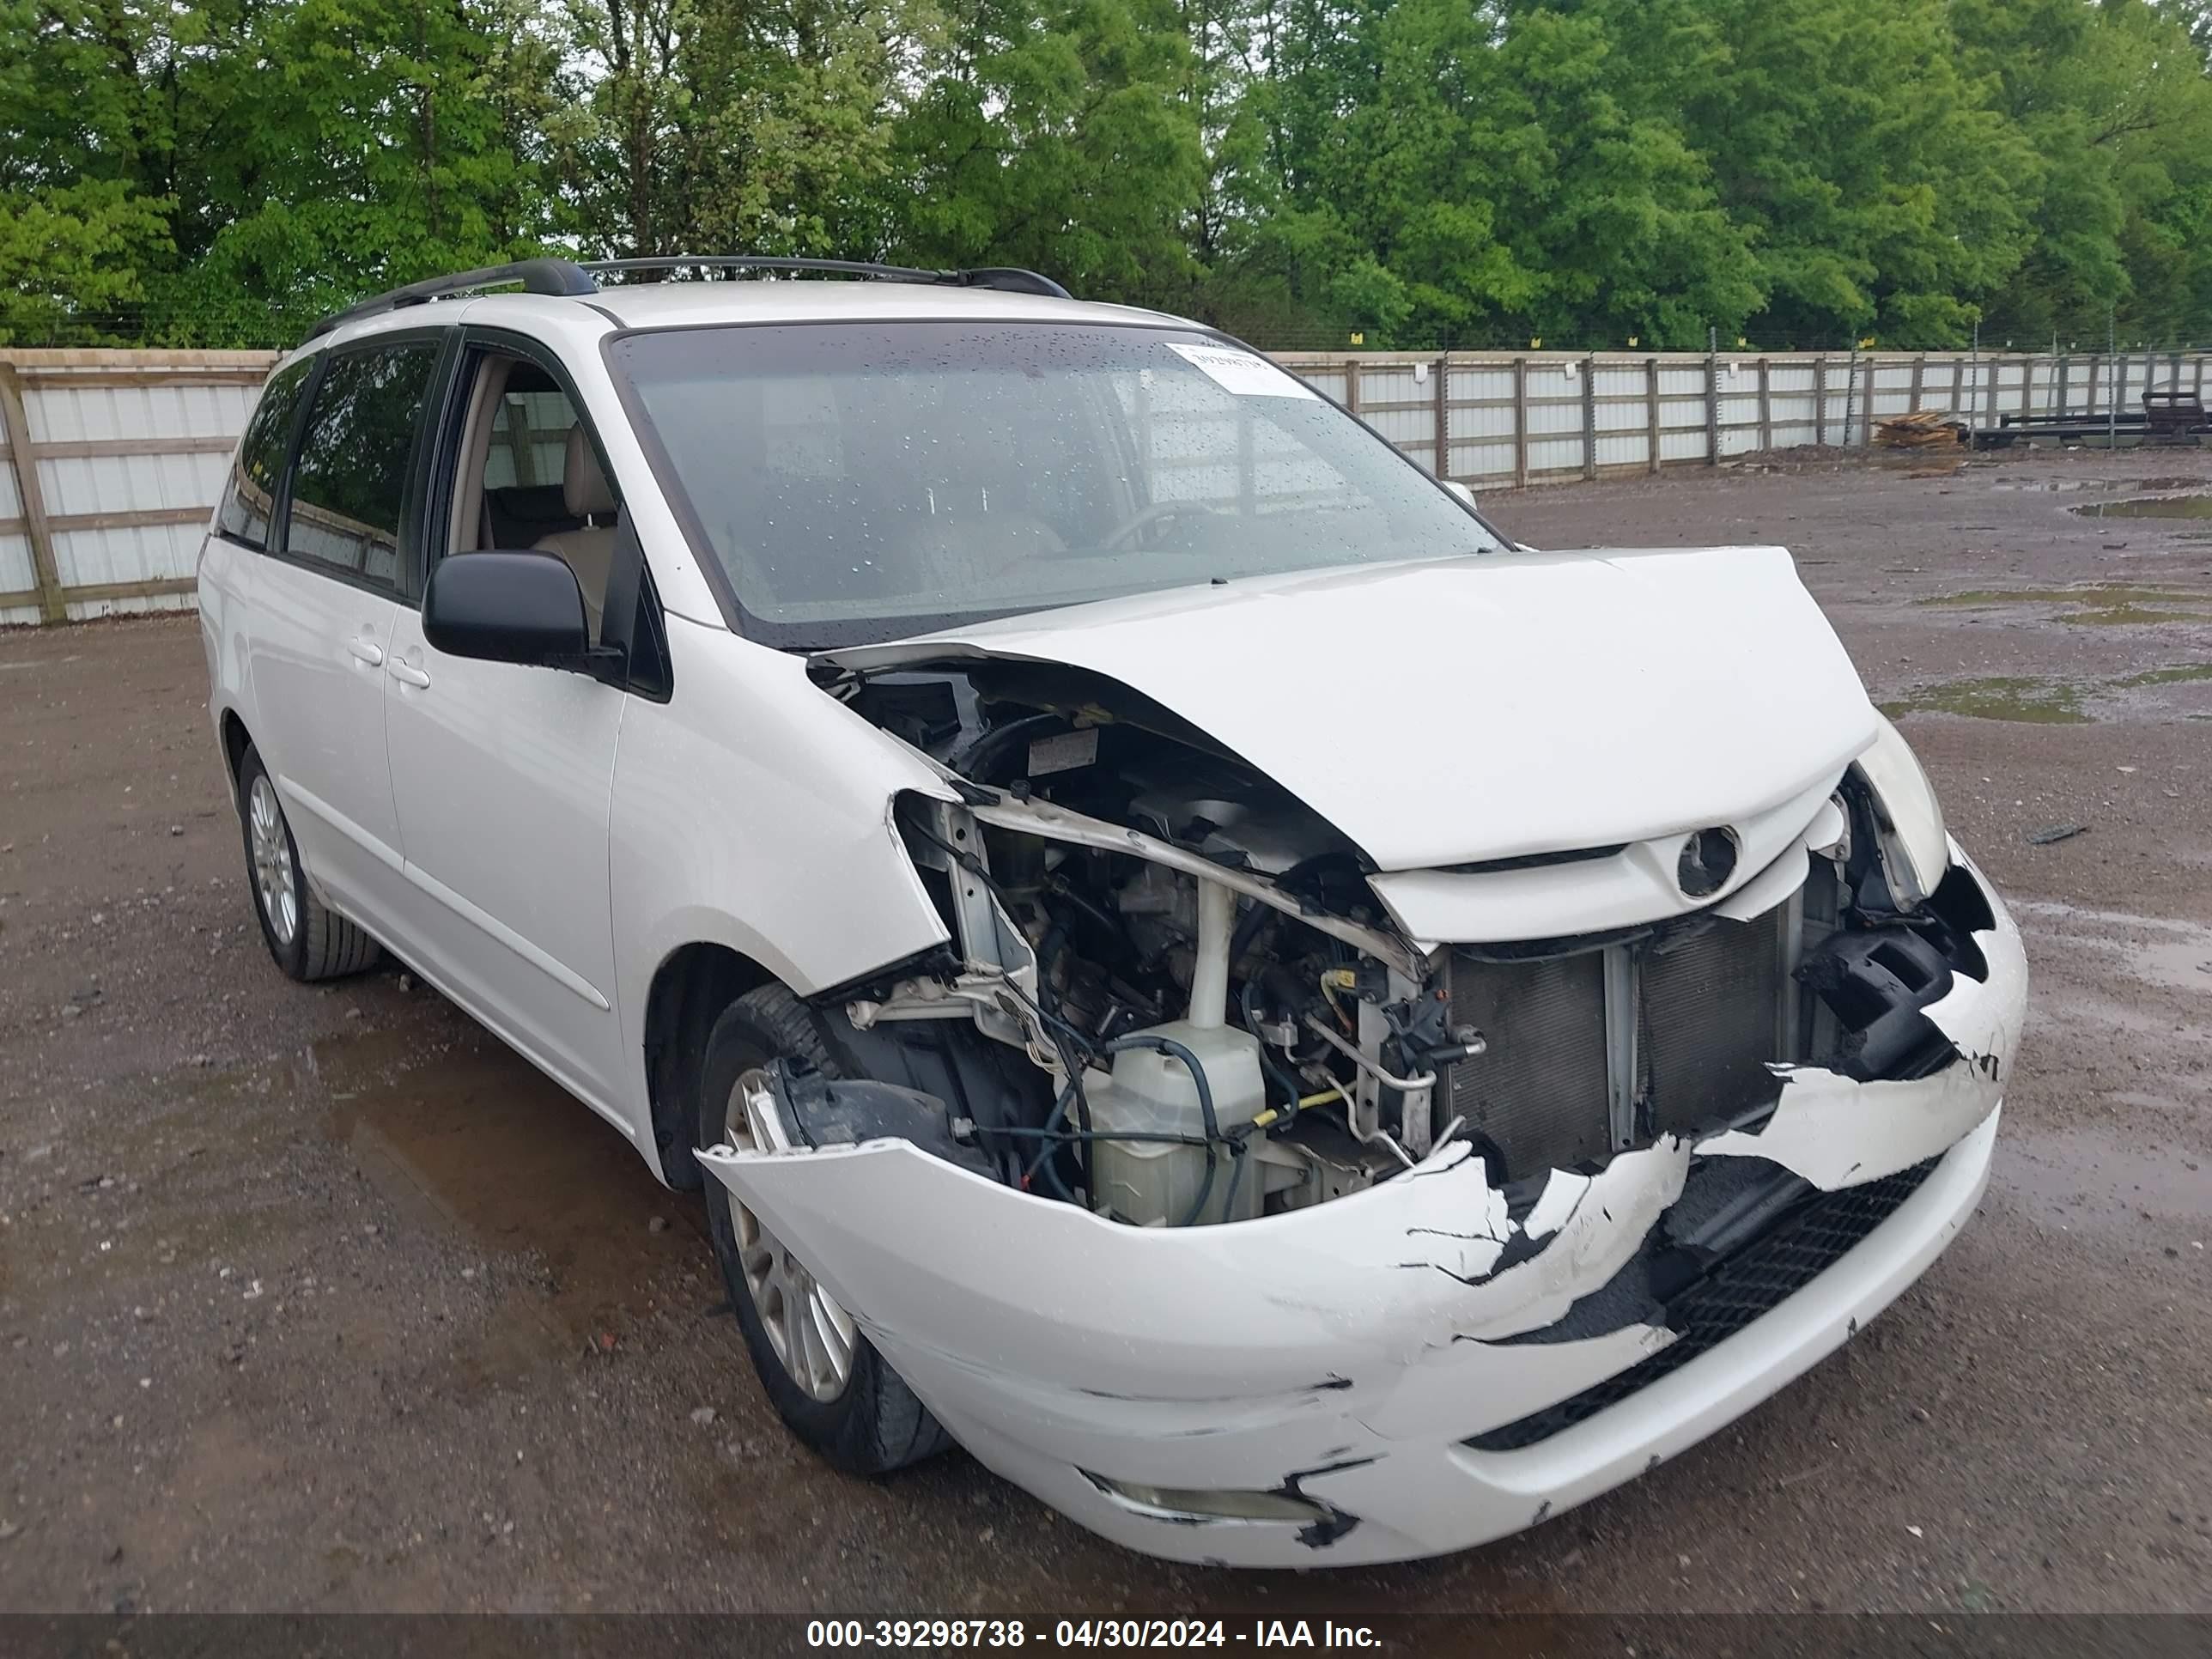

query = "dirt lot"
[1,445,2208,1618]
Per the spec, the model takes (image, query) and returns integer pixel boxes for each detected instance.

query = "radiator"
[1445,902,1795,1180]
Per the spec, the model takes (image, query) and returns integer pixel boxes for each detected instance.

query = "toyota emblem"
[1678,827,1740,898]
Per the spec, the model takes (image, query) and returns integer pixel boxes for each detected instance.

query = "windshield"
[607,320,1509,646]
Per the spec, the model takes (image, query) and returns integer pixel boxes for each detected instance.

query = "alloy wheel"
[247,775,298,946]
[722,1066,855,1401]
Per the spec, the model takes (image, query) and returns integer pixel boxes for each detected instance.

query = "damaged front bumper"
[696,849,2026,1566]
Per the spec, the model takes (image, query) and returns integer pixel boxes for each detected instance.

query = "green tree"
[6,0,2212,350]
[1639,0,2039,346]
[0,0,173,342]
[1219,0,1761,347]
[1957,0,2212,345]
[555,0,939,260]
[161,0,540,342]
[878,0,1203,301]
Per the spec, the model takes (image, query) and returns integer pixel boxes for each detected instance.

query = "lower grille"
[1445,903,1793,1180]
[1463,1158,1937,1453]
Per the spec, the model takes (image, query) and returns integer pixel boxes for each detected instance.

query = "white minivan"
[200,257,2027,1566]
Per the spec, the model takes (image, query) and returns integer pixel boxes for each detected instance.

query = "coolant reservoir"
[1088,1021,1267,1227]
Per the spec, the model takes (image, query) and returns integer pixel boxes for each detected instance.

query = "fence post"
[2021,357,2034,424]
[1583,356,1599,480]
[1512,357,1528,488]
[1910,355,1925,414]
[1844,347,1859,446]
[0,362,67,625]
[1984,353,2001,433]
[1432,354,1449,479]
[2106,330,2117,449]
[1343,356,1360,418]
[1705,351,1720,464]
[1814,357,1827,446]
[1645,356,1661,473]
[1758,358,1772,449]
[504,395,537,487]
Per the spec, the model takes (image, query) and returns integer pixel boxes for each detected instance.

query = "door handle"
[347,637,386,667]
[387,659,431,690]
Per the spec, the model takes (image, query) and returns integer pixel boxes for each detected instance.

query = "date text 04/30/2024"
[805,1620,1383,1649]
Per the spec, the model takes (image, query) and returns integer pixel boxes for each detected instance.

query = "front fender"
[609,614,957,1158]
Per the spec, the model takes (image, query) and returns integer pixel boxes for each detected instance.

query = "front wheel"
[696,986,950,1474]
[235,743,381,982]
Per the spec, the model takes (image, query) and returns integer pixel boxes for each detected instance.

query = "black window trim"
[596,314,1516,651]
[261,325,459,608]
[419,325,671,702]
[210,355,318,557]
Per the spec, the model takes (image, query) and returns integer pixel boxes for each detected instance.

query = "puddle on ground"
[1883,660,2212,723]
[1924,585,2206,605]
[1994,1127,2209,1240]
[316,1028,711,1341]
[2021,900,2212,995]
[2056,605,2212,627]
[2124,937,2212,993]
[1880,676,2089,723]
[2113,663,2212,689]
[1990,476,2206,496]
[2073,494,2212,520]
[1918,583,2212,627]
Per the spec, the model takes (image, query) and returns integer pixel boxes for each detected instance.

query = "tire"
[696,985,950,1474]
[235,743,382,982]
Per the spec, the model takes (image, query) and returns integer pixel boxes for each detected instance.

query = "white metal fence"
[1275,349,2212,486]
[4,345,2208,627]
[0,349,274,627]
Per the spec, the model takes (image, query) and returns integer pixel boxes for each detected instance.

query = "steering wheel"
[1100,499,1227,550]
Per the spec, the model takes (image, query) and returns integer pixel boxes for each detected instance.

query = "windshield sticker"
[1167,343,1320,400]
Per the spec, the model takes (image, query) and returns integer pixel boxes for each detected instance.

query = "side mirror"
[1443,479,1479,509]
[423,552,588,668]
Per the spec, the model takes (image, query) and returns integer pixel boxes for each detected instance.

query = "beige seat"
[533,425,618,639]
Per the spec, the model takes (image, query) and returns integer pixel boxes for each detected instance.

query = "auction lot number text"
[806,1620,1382,1649]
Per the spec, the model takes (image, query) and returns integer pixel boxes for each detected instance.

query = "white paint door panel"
[380,610,629,1116]
[240,554,404,919]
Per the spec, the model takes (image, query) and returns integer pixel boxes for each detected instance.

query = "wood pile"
[1875,410,1966,449]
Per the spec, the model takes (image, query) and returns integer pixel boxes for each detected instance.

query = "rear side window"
[215,358,313,550]
[283,342,441,592]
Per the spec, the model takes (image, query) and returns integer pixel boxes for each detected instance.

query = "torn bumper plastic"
[696,849,2025,1566]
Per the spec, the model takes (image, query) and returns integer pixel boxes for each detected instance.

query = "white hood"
[823,546,1878,873]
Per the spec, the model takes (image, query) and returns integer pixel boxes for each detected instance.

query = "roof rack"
[305,253,1072,340]
[580,257,1071,299]
[305,258,596,339]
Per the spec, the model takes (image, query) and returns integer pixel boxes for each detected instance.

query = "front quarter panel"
[610,614,956,1152]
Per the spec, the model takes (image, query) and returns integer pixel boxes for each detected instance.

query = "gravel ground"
[0,444,2207,1617]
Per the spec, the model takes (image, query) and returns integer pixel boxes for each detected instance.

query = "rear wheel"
[696,985,950,1474]
[236,744,381,982]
